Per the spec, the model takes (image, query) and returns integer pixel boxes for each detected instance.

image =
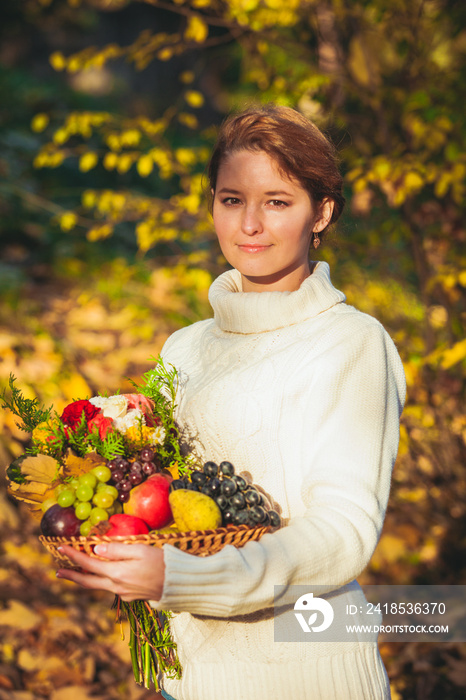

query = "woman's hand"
[56,543,165,602]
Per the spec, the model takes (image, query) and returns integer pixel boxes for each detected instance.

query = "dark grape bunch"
[170,460,281,529]
[106,447,160,504]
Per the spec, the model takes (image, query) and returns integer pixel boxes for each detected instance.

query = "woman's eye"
[269,199,288,207]
[222,197,241,205]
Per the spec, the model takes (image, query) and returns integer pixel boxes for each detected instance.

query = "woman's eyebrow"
[217,187,242,194]
[217,188,293,196]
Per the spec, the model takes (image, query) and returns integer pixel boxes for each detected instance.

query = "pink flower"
[122,394,156,426]
[88,412,114,439]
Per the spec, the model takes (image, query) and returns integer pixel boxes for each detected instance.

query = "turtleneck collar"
[208,261,346,334]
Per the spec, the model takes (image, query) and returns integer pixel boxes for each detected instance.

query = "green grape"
[92,491,114,509]
[90,507,109,525]
[57,489,76,508]
[76,485,94,502]
[97,484,119,499]
[110,500,123,515]
[41,497,57,513]
[54,483,69,496]
[78,473,98,490]
[80,519,93,536]
[75,501,92,520]
[70,478,80,489]
[91,465,112,483]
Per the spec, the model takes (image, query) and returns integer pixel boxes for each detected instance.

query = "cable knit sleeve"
[150,316,406,617]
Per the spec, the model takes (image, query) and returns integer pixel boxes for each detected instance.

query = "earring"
[313,233,320,250]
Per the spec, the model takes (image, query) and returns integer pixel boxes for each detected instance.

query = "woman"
[58,105,406,699]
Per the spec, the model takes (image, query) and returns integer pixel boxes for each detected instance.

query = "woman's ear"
[312,198,334,233]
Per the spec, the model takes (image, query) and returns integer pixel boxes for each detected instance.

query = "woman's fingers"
[93,542,154,561]
[57,566,116,592]
[56,544,116,575]
[55,543,166,601]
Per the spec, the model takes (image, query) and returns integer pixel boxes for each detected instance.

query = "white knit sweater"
[151,262,406,700]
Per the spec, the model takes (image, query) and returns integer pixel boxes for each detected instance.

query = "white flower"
[90,395,128,420]
[148,425,166,445]
[112,408,146,434]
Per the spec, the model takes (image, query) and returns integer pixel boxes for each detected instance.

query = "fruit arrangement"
[38,448,176,538]
[1,365,282,692]
[40,458,281,540]
[169,460,281,530]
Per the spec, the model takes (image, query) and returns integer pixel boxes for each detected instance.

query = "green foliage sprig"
[0,374,52,432]
[128,357,195,476]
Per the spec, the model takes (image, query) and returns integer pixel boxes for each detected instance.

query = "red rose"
[88,412,114,439]
[61,399,100,430]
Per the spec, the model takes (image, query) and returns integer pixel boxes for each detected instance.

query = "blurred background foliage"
[0,0,465,698]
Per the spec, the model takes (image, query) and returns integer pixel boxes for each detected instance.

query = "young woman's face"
[212,150,333,293]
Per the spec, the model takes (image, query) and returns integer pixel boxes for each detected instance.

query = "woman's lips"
[237,244,272,253]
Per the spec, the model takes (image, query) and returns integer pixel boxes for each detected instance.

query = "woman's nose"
[241,205,263,235]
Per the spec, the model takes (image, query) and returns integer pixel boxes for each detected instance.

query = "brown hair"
[208,104,345,238]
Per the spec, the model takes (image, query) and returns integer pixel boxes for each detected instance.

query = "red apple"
[105,514,149,537]
[123,473,172,529]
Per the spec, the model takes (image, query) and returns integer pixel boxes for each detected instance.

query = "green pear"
[168,489,222,531]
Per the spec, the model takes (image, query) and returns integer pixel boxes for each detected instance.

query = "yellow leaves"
[87,224,113,242]
[397,487,426,503]
[427,305,448,329]
[31,113,50,133]
[106,133,121,152]
[116,153,133,173]
[372,534,406,567]
[135,221,154,252]
[158,47,174,61]
[60,372,91,401]
[185,90,204,108]
[403,171,424,193]
[348,33,381,88]
[63,452,105,480]
[180,70,195,83]
[0,600,43,631]
[135,219,179,252]
[151,148,173,178]
[175,147,197,167]
[49,51,66,71]
[79,152,98,172]
[120,129,141,147]
[184,16,209,43]
[137,154,154,177]
[103,152,118,170]
[178,112,198,129]
[82,189,97,208]
[398,423,409,456]
[19,454,61,484]
[438,339,466,370]
[7,477,56,517]
[167,462,180,480]
[178,193,201,214]
[59,212,77,232]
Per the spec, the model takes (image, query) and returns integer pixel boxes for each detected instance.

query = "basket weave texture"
[39,524,270,569]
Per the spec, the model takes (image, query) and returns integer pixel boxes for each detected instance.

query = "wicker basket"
[39,524,270,569]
